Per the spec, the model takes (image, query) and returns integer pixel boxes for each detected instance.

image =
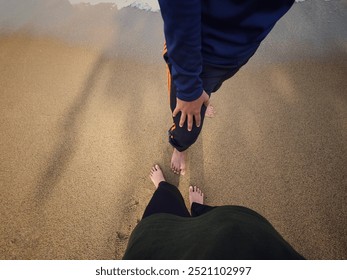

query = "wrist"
[176,88,203,102]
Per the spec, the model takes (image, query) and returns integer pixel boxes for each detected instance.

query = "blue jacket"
[158,0,295,101]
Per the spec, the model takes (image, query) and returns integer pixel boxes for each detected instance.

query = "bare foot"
[149,164,165,189]
[189,186,204,207]
[171,148,186,175]
[205,104,216,118]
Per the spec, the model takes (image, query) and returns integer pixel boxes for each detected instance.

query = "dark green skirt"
[123,206,304,260]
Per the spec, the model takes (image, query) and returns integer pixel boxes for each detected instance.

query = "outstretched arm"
[158,0,209,131]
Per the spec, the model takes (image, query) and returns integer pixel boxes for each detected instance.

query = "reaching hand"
[172,91,210,131]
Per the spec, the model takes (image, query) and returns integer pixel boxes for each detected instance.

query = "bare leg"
[171,148,187,175]
[149,164,166,189]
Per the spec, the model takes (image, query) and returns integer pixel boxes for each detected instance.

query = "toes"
[151,164,162,172]
[171,163,180,175]
[150,164,160,176]
[171,161,185,175]
[191,186,203,196]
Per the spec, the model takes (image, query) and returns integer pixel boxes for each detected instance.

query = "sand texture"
[0,0,346,259]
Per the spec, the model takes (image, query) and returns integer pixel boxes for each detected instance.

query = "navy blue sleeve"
[158,0,203,101]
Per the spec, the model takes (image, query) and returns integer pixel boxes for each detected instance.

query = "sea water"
[68,0,309,12]
[68,0,160,12]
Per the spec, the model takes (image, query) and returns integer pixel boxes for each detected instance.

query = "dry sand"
[0,0,346,259]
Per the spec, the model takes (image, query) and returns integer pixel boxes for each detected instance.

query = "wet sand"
[0,0,346,259]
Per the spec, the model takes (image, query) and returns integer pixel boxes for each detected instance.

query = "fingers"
[179,112,187,128]
[173,96,207,131]
[180,113,202,131]
[187,114,193,131]
[172,106,179,118]
[179,113,200,131]
[195,113,201,128]
[173,103,187,128]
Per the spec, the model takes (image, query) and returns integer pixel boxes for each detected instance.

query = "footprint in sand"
[116,231,128,241]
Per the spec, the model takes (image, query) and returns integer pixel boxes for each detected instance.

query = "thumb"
[172,106,179,117]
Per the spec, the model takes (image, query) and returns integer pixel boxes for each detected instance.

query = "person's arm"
[158,0,209,131]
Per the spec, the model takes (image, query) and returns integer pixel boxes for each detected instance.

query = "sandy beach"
[0,0,346,259]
